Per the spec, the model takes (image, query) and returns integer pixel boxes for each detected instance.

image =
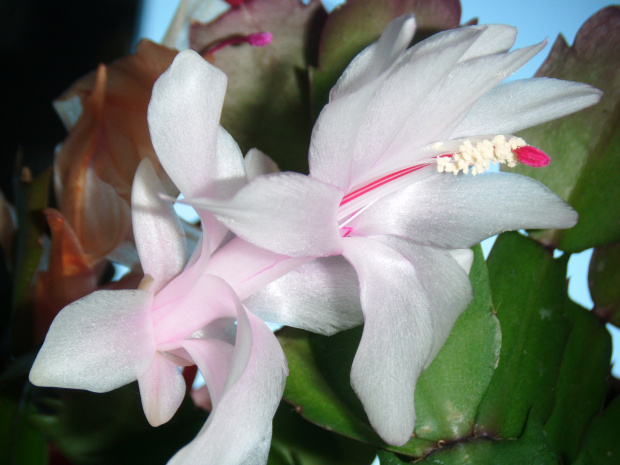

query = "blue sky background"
[136,0,619,378]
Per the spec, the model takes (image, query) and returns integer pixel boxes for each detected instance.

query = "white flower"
[181,15,601,446]
[30,51,291,465]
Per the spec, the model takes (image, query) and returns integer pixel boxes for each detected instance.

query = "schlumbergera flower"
[52,40,178,265]
[183,15,603,445]
[29,51,290,465]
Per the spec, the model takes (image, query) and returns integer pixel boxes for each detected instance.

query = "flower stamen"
[436,135,549,175]
[340,163,429,206]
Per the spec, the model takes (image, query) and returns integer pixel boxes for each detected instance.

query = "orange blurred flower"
[53,40,178,264]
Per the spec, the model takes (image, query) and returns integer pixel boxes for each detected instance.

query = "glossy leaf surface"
[475,232,572,437]
[379,417,558,464]
[573,396,620,465]
[279,246,501,458]
[412,246,500,442]
[543,300,611,462]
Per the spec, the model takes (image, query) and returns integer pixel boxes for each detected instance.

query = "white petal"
[309,92,373,189]
[458,24,516,61]
[449,248,474,274]
[351,172,578,249]
[309,16,415,189]
[244,148,280,180]
[132,159,187,293]
[330,15,416,99]
[378,237,473,366]
[30,290,155,392]
[168,305,287,464]
[148,50,245,200]
[385,41,546,161]
[193,127,248,253]
[350,27,484,183]
[244,256,363,335]
[342,237,432,446]
[451,78,603,138]
[211,126,248,200]
[138,353,186,426]
[183,173,344,257]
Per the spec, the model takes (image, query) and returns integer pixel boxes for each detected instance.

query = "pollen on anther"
[436,135,527,175]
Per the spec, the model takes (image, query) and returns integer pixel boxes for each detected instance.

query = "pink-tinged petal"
[152,274,238,345]
[197,210,230,255]
[183,172,344,257]
[244,256,363,335]
[244,148,279,181]
[350,27,484,184]
[450,78,602,138]
[181,338,234,406]
[330,15,416,99]
[378,237,473,367]
[205,237,310,300]
[342,237,432,446]
[168,304,287,464]
[153,228,211,311]
[132,159,187,293]
[138,352,186,426]
[184,233,204,270]
[191,385,212,413]
[351,172,578,249]
[30,290,155,392]
[148,50,245,200]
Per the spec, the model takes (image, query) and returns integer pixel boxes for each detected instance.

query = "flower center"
[436,135,550,175]
[334,135,551,235]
